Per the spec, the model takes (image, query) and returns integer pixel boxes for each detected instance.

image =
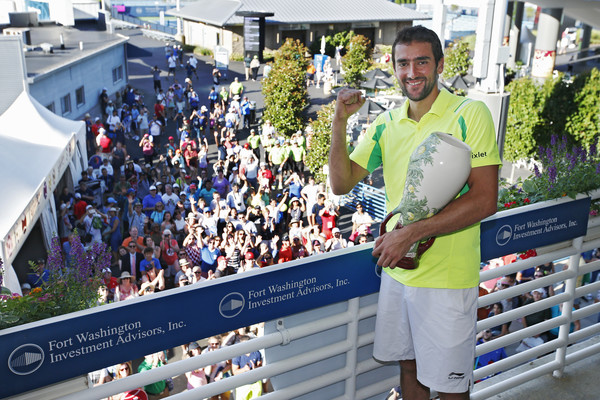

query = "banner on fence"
[480,197,591,261]
[0,247,380,398]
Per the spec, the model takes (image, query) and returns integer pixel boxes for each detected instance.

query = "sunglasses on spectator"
[128,245,136,248]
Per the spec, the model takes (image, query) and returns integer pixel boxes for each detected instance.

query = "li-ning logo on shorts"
[448,372,465,380]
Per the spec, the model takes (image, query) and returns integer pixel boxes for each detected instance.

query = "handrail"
[5,193,600,399]
[340,182,387,221]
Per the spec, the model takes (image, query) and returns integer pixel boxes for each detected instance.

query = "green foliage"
[193,46,213,57]
[332,30,355,49]
[230,53,245,62]
[504,77,546,161]
[504,68,600,163]
[305,101,336,183]
[262,39,309,136]
[343,35,373,88]
[565,68,600,148]
[308,30,355,57]
[0,236,109,329]
[591,29,600,45]
[442,39,471,80]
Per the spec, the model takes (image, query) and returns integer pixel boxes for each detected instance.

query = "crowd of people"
[52,48,378,398]
[91,326,266,400]
[61,75,377,297]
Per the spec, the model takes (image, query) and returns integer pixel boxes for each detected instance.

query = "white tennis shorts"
[373,272,477,393]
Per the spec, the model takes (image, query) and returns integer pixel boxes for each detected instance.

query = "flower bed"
[0,235,110,330]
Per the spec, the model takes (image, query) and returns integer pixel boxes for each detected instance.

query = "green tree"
[503,68,600,162]
[504,76,546,162]
[442,39,471,80]
[262,39,309,136]
[565,68,600,148]
[343,34,372,88]
[305,101,336,183]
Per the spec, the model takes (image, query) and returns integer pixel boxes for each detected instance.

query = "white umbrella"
[320,36,326,55]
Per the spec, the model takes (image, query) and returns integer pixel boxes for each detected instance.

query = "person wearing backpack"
[79,205,106,244]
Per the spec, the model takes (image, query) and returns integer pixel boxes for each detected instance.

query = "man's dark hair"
[391,25,443,68]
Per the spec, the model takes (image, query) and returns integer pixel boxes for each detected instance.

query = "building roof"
[168,0,429,27]
[22,24,128,83]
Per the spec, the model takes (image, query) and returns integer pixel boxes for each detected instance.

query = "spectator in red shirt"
[102,267,119,302]
[73,193,88,220]
[277,234,293,264]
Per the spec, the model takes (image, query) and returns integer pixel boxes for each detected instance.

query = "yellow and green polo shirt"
[349,89,501,289]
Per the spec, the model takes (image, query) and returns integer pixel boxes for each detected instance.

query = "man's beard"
[399,73,438,102]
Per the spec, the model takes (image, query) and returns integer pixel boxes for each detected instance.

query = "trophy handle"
[379,212,436,270]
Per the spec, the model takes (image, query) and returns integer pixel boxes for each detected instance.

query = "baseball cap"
[217,255,227,262]
[189,341,200,350]
[107,197,117,204]
[86,205,93,210]
[245,252,255,260]
[75,193,81,199]
[192,266,202,273]
[163,229,172,235]
[332,227,341,234]
[149,185,157,191]
[173,183,180,188]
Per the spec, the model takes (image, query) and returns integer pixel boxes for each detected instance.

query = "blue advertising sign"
[313,54,329,73]
[480,197,591,261]
[0,247,380,398]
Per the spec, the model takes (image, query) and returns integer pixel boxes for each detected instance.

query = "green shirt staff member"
[328,26,501,400]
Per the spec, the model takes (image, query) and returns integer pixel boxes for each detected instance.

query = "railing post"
[553,236,583,378]
[344,297,360,399]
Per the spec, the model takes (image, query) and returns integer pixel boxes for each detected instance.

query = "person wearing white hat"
[142,185,162,217]
[79,205,106,244]
[521,287,551,336]
[325,227,347,252]
[114,271,139,302]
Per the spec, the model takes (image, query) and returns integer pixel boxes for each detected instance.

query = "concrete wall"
[29,44,128,119]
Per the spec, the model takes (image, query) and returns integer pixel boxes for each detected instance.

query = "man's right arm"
[329,88,369,195]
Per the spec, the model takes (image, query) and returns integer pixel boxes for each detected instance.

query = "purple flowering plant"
[499,135,600,211]
[0,235,109,330]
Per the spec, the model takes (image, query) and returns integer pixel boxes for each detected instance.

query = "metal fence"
[340,182,387,221]
[11,191,600,400]
[110,10,177,35]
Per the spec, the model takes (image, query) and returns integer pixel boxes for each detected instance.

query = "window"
[112,65,123,84]
[75,86,85,107]
[46,102,55,113]
[61,94,71,115]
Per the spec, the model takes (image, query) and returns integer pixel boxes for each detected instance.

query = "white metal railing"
[9,192,600,400]
[340,182,387,221]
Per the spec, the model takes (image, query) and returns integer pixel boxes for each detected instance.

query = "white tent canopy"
[0,91,86,293]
